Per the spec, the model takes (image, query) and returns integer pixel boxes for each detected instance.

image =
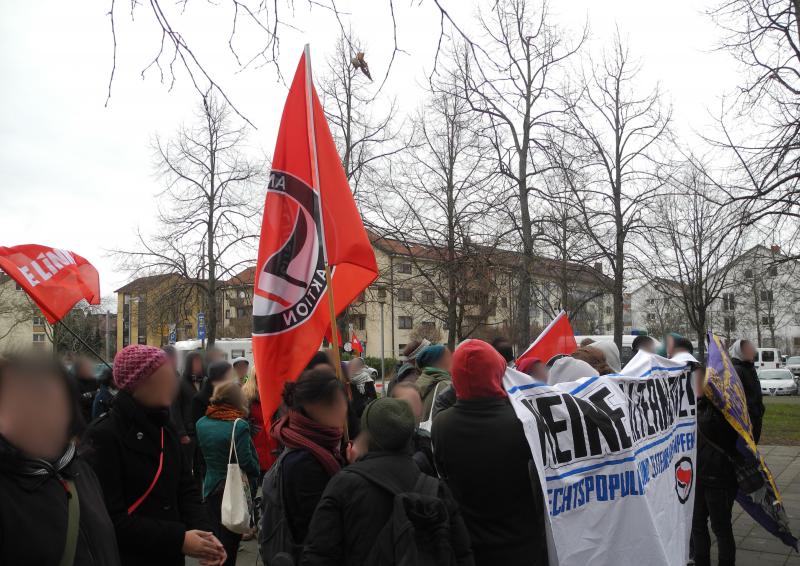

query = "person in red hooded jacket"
[432,339,548,566]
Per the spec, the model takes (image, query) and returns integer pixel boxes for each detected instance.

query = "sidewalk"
[726,445,800,565]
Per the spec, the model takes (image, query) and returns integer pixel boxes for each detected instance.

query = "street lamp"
[377,286,386,396]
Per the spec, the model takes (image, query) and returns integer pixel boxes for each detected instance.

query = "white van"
[173,338,253,370]
[755,348,782,370]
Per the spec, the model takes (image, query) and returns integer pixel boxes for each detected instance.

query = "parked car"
[786,356,800,378]
[755,348,782,370]
[758,368,798,396]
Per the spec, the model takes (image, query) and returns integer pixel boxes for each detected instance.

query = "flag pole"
[57,320,113,370]
[304,43,351,442]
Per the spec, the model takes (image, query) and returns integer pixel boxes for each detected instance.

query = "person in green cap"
[301,398,474,566]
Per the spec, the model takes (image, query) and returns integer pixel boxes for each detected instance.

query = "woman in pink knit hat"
[83,344,226,566]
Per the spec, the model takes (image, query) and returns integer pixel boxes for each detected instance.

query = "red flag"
[324,324,343,347]
[252,47,378,419]
[349,327,363,355]
[516,311,577,366]
[0,245,100,324]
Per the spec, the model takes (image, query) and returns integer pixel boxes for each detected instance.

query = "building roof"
[227,266,257,286]
[114,274,182,293]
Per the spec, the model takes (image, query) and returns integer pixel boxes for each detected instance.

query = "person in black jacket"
[72,356,99,424]
[692,366,739,566]
[433,339,548,566]
[172,350,204,465]
[83,344,226,566]
[0,353,120,566]
[730,339,765,443]
[302,398,474,566]
[192,360,235,427]
[265,367,348,553]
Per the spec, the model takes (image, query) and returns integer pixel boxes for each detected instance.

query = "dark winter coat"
[433,398,548,566]
[281,449,331,544]
[0,436,121,566]
[172,377,199,439]
[696,397,739,488]
[301,452,474,566]
[83,390,212,566]
[732,358,764,442]
[77,375,100,424]
[92,384,116,420]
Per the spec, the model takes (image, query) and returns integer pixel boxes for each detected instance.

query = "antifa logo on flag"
[674,456,693,504]
[253,171,327,336]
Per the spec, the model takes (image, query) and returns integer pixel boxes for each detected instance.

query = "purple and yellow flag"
[705,332,797,550]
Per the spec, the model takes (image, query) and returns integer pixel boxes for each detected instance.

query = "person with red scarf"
[270,367,347,546]
[196,377,260,566]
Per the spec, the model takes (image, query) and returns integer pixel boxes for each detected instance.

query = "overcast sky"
[0,0,740,302]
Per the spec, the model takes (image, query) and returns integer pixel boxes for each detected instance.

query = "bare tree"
[115,93,263,347]
[643,160,747,359]
[708,0,800,259]
[564,31,671,350]
[319,31,400,200]
[453,0,584,350]
[369,67,501,348]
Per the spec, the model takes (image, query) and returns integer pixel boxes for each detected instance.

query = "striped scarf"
[17,441,76,480]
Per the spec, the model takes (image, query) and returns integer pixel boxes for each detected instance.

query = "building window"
[32,333,46,343]
[501,297,508,308]
[15,282,23,291]
[793,337,800,348]
[237,308,246,318]
[647,313,657,322]
[421,290,436,304]
[761,315,775,326]
[225,309,232,319]
[377,287,387,300]
[397,288,413,302]
[647,298,656,305]
[760,290,774,302]
[32,315,44,326]
[398,316,413,329]
[398,344,407,355]
[353,315,366,331]
[744,269,753,279]
[396,263,412,275]
[605,306,612,316]
[722,293,735,312]
[767,266,778,277]
[724,316,736,333]
[466,291,487,305]
[421,321,435,331]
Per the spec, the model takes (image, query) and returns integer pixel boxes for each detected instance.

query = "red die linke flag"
[516,310,577,367]
[0,244,100,324]
[252,46,378,420]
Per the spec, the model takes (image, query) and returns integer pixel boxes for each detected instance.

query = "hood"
[592,341,621,373]
[729,339,744,361]
[549,357,596,386]
[451,339,507,400]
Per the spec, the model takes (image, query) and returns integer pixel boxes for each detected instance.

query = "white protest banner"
[505,352,698,566]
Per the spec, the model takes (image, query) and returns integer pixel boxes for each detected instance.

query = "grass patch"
[760,396,800,446]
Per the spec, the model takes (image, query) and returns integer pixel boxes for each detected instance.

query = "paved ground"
[194,446,800,565]
[721,444,800,565]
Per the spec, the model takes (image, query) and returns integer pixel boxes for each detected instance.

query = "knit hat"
[113,345,169,391]
[360,398,416,452]
[417,344,446,369]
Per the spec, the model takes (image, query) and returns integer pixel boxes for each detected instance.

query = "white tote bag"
[221,418,252,534]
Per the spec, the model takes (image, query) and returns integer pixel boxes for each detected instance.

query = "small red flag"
[324,324,343,347]
[252,47,378,419]
[0,244,100,324]
[349,327,363,355]
[516,311,577,366]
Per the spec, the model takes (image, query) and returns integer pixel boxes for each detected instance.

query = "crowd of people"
[0,330,766,566]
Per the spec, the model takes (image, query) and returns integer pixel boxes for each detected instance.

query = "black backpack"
[346,468,456,566]
[259,450,302,566]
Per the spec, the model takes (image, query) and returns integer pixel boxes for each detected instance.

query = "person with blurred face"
[260,367,347,563]
[205,347,225,365]
[414,345,453,421]
[631,335,656,356]
[347,357,378,419]
[232,357,250,383]
[516,357,548,383]
[72,356,99,423]
[391,381,436,475]
[83,345,225,566]
[729,339,764,443]
[0,354,121,566]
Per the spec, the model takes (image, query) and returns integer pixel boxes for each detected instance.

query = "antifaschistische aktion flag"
[705,333,798,550]
[252,47,378,419]
[0,244,100,323]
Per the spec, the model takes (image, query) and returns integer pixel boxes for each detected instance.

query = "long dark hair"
[182,351,205,385]
[282,367,344,410]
